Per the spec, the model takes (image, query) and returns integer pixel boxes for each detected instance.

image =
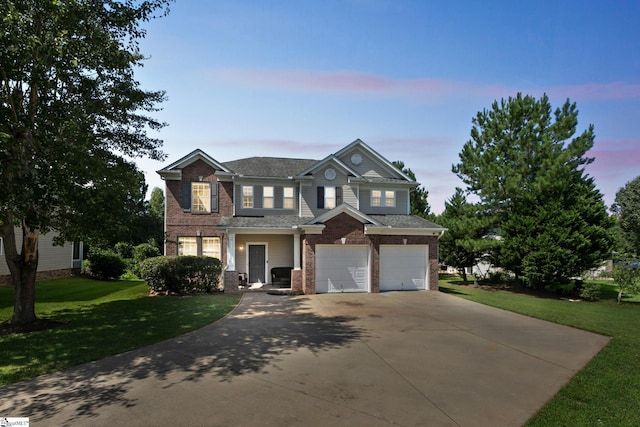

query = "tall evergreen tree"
[0,0,172,325]
[452,94,614,286]
[438,188,496,283]
[612,176,640,257]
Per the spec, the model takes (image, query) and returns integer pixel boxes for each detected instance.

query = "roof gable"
[335,139,415,183]
[157,149,232,180]
[307,203,382,226]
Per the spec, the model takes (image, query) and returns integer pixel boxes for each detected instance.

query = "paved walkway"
[0,291,609,426]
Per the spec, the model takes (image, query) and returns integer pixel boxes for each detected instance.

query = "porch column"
[293,231,301,270]
[227,232,236,270]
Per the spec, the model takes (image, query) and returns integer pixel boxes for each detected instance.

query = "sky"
[133,0,640,214]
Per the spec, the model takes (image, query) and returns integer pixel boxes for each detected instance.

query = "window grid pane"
[243,186,253,208]
[263,186,274,209]
[178,237,197,256]
[202,237,221,259]
[283,187,294,209]
[385,190,395,207]
[371,190,381,207]
[192,183,211,212]
[325,186,336,209]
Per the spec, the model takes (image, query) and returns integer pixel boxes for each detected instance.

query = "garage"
[379,245,428,291]
[315,245,369,293]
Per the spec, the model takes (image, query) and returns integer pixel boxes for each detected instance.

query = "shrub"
[579,282,601,301]
[133,242,161,264]
[139,256,223,294]
[86,249,126,280]
[114,242,134,259]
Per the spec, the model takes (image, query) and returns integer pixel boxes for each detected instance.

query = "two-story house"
[157,139,445,294]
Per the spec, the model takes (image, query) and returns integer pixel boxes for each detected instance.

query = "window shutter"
[182,182,191,212]
[336,186,343,206]
[317,186,324,209]
[210,182,219,213]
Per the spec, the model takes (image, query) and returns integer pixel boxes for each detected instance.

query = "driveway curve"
[0,291,609,426]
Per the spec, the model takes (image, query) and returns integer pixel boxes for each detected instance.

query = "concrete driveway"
[0,291,609,426]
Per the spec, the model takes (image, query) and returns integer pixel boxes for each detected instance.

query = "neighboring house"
[0,229,83,286]
[157,139,445,294]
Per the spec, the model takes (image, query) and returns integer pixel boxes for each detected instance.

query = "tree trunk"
[1,219,40,324]
[458,267,468,284]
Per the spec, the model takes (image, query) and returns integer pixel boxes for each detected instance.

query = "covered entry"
[379,245,428,291]
[315,245,369,293]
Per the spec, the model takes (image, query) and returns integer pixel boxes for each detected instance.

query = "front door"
[248,244,266,283]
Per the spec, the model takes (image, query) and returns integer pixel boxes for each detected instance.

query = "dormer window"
[371,190,396,207]
[283,187,294,209]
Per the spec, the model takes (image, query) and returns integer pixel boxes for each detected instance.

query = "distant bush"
[86,249,126,280]
[114,242,134,259]
[133,242,161,264]
[139,256,223,294]
[579,282,602,301]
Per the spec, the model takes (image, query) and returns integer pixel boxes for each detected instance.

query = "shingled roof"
[222,157,318,178]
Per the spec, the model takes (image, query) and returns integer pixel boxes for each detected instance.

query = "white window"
[385,190,396,207]
[371,189,395,207]
[371,190,382,207]
[191,183,210,213]
[202,237,221,259]
[283,186,294,209]
[178,237,197,256]
[242,186,253,208]
[325,186,336,209]
[263,186,274,208]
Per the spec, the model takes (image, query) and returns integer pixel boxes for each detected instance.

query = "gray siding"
[300,167,358,217]
[337,148,399,179]
[0,229,74,276]
[359,188,409,215]
[234,183,297,217]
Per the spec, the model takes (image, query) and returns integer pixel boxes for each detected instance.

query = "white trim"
[0,237,3,256]
[157,149,232,180]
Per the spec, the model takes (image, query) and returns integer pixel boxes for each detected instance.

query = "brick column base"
[291,269,303,294]
[223,270,240,294]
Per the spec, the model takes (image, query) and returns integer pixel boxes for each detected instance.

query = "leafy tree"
[438,188,497,283]
[613,262,640,304]
[393,160,430,217]
[148,187,165,222]
[0,0,172,324]
[612,176,640,256]
[452,93,614,286]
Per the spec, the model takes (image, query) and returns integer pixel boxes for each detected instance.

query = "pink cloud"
[208,68,640,102]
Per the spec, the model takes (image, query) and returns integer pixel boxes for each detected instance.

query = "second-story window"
[371,190,382,207]
[324,186,336,209]
[242,185,253,208]
[371,189,396,207]
[263,186,274,208]
[385,190,396,207]
[192,183,211,212]
[283,186,294,209]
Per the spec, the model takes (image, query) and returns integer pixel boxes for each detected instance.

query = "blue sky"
[135,0,640,213]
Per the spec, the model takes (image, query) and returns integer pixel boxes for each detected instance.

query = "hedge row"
[138,256,223,294]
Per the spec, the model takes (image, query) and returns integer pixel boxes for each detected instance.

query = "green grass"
[0,277,240,385]
[439,276,640,427]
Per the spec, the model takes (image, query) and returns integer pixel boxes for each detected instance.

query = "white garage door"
[380,245,428,291]
[316,245,369,293]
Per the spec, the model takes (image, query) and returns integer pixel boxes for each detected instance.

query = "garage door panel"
[316,245,368,293]
[380,245,428,291]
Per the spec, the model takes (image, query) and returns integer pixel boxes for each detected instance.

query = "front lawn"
[439,276,640,427]
[0,277,240,386]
